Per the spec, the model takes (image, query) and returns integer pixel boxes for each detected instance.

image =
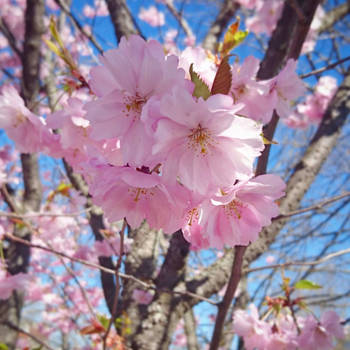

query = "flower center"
[186,207,199,226]
[188,124,212,155]
[224,199,244,219]
[128,187,154,202]
[123,94,147,120]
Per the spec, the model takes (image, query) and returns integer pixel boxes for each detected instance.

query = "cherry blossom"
[138,6,165,27]
[152,87,263,195]
[200,174,285,248]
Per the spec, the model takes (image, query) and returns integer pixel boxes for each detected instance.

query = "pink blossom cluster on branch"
[0,35,317,249]
[234,304,345,350]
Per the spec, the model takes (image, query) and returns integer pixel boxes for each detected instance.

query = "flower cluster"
[234,304,344,350]
[0,35,310,249]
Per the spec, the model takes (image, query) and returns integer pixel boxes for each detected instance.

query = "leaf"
[56,183,72,197]
[189,64,211,100]
[0,344,9,350]
[49,16,64,50]
[211,56,232,95]
[220,19,248,56]
[261,133,278,145]
[80,319,105,335]
[294,280,322,290]
[97,314,109,330]
[43,39,64,59]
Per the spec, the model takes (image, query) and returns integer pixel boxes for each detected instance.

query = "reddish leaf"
[211,56,232,96]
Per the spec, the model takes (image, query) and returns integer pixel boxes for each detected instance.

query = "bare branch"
[0,17,22,59]
[300,56,350,78]
[3,232,215,305]
[319,2,350,33]
[54,0,104,54]
[165,2,194,39]
[5,321,55,350]
[104,0,144,43]
[246,248,350,273]
[202,0,239,51]
[278,191,350,218]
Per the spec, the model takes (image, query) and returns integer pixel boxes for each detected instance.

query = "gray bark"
[0,0,44,347]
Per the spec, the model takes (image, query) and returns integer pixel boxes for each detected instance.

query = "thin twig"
[301,56,350,78]
[277,191,350,218]
[3,232,216,305]
[5,321,55,350]
[165,2,194,39]
[54,0,103,54]
[0,17,23,58]
[245,247,350,273]
[0,207,93,218]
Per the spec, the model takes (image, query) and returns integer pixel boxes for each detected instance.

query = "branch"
[0,1,44,346]
[255,0,321,175]
[165,2,194,39]
[5,321,55,350]
[209,246,246,350]
[277,191,350,218]
[319,2,350,33]
[300,56,350,78]
[132,231,191,350]
[246,247,350,273]
[62,160,117,315]
[202,0,239,51]
[104,0,144,43]
[184,309,200,350]
[103,220,126,350]
[3,232,214,305]
[0,17,22,59]
[54,0,103,54]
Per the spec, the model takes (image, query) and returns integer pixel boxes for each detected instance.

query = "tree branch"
[209,246,246,350]
[202,0,239,51]
[104,0,143,43]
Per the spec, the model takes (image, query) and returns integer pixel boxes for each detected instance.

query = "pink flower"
[0,272,31,300]
[269,59,306,119]
[246,0,283,35]
[179,46,217,88]
[184,35,196,46]
[298,311,344,350]
[0,85,58,153]
[294,76,337,125]
[233,304,271,350]
[138,6,165,27]
[132,289,154,305]
[89,165,184,233]
[201,174,285,248]
[85,35,186,166]
[231,56,275,123]
[152,87,263,195]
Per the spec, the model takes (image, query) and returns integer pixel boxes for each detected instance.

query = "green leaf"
[295,280,322,290]
[49,16,64,50]
[220,19,248,56]
[189,64,211,100]
[261,132,278,145]
[211,55,232,96]
[0,344,9,350]
[97,314,109,330]
[32,346,43,350]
